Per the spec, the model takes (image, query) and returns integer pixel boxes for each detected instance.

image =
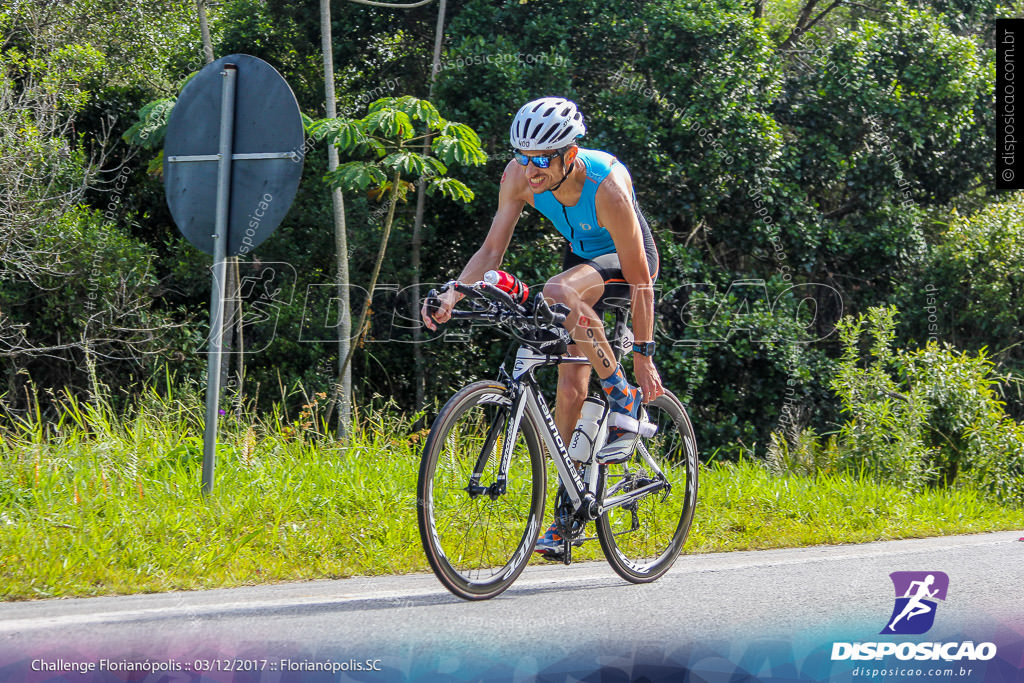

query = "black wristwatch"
[632,341,656,357]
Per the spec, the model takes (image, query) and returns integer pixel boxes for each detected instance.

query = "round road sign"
[164,54,304,256]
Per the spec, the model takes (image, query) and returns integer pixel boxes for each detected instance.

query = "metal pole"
[412,0,447,408]
[202,63,237,494]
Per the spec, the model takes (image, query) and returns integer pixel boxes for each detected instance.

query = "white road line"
[0,591,437,634]
[0,532,1018,634]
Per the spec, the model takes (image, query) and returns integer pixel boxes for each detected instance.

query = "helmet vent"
[536,124,557,145]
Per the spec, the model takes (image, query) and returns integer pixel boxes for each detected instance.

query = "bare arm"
[596,165,664,401]
[454,162,527,284]
[597,165,655,340]
[422,161,527,329]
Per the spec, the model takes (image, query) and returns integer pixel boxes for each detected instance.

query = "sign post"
[201,64,237,494]
[163,55,304,493]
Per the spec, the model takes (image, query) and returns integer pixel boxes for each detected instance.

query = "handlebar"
[425,279,572,352]
[530,291,570,328]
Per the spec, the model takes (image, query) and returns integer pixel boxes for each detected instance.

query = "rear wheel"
[596,389,698,583]
[417,381,546,600]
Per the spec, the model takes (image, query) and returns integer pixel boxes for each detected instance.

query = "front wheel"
[417,380,546,600]
[596,389,699,583]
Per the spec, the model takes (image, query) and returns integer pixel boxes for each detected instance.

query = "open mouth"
[528,176,546,189]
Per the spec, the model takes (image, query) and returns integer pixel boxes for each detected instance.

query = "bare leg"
[555,346,590,445]
[544,265,617,381]
[536,268,609,552]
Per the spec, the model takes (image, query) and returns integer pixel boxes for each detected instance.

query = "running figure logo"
[881,571,950,635]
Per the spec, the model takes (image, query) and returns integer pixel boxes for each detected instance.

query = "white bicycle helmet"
[510,97,586,151]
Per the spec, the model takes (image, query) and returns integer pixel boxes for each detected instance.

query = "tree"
[0,0,195,407]
[319,0,354,434]
[308,95,484,423]
[896,195,1024,391]
[410,0,448,409]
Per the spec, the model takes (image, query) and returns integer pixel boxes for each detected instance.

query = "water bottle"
[568,397,605,462]
[483,270,530,306]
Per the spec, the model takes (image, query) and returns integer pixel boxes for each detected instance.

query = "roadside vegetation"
[2,1,1022,602]
[1,377,1019,601]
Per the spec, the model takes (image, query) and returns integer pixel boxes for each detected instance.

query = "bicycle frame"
[486,344,670,520]
[435,280,669,519]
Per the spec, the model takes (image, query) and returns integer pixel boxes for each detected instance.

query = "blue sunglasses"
[514,149,565,169]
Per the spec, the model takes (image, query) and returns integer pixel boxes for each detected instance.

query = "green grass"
[688,462,1021,551]
[1,388,1020,601]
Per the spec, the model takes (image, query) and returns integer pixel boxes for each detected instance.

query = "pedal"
[536,548,566,562]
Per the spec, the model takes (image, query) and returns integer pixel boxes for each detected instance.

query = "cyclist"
[421,97,663,558]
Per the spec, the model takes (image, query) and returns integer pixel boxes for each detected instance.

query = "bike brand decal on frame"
[535,395,584,492]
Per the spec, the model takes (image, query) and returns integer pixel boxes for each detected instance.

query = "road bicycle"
[416,278,699,600]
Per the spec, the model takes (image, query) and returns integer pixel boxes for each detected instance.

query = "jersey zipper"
[562,204,574,249]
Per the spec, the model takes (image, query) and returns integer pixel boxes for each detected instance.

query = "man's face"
[520,147,576,193]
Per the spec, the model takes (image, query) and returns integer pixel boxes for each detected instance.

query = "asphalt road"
[1,531,1022,681]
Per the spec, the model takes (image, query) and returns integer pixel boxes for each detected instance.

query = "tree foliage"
[830,307,1024,504]
[306,95,485,385]
[309,95,482,202]
[3,0,1021,487]
[0,0,195,404]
